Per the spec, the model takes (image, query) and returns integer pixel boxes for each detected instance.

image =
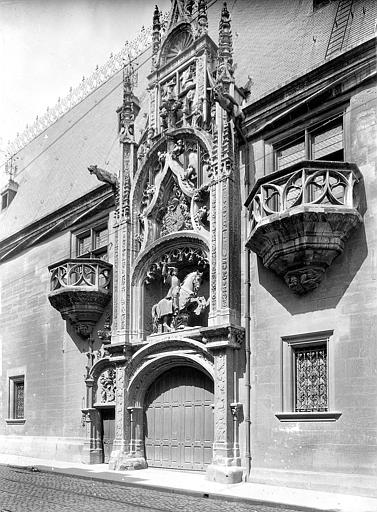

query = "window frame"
[276,330,342,422]
[72,216,109,260]
[273,114,344,171]
[6,374,26,424]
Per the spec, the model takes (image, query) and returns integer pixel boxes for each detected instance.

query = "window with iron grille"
[276,330,341,421]
[75,221,108,260]
[294,344,327,412]
[9,376,25,420]
[275,116,344,171]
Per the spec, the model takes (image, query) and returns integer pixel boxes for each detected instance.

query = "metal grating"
[295,345,328,412]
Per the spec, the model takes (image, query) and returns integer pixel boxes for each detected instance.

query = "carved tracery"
[159,26,194,66]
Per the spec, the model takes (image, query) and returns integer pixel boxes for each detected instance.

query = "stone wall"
[246,84,377,490]
[0,232,88,461]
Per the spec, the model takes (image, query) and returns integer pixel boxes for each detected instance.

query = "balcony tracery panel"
[245,160,363,294]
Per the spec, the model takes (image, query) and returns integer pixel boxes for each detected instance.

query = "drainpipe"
[244,227,251,479]
[243,144,252,480]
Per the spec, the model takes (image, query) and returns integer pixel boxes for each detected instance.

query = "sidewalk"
[0,453,376,512]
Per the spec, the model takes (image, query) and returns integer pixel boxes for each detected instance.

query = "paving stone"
[0,466,317,512]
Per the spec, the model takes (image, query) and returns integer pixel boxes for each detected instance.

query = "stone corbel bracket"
[201,324,245,350]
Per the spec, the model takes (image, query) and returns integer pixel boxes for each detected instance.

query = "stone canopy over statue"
[152,264,208,333]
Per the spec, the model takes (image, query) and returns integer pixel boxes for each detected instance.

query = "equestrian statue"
[151,265,208,333]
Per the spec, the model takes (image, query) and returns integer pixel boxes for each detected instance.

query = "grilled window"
[14,381,25,419]
[294,344,327,412]
[9,376,25,419]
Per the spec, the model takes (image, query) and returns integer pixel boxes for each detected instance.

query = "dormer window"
[1,180,18,211]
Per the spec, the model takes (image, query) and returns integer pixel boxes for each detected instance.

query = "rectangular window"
[75,221,108,260]
[276,330,341,421]
[294,344,327,412]
[9,376,25,420]
[274,116,344,171]
[276,137,305,170]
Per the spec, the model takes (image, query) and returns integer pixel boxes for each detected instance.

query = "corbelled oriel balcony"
[245,161,363,294]
[48,258,112,336]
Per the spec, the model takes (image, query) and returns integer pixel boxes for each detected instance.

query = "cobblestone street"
[0,465,320,512]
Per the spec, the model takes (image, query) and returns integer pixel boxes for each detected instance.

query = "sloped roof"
[1,0,376,243]
[0,50,152,242]
[207,0,377,102]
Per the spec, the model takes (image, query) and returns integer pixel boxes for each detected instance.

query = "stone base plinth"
[109,453,147,471]
[206,464,244,484]
[81,447,103,465]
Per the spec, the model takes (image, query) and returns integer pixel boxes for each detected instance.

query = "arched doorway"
[144,366,214,471]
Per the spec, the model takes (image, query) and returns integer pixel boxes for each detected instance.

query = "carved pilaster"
[108,362,131,469]
[201,325,244,484]
[112,62,139,345]
[81,408,102,464]
[109,347,147,470]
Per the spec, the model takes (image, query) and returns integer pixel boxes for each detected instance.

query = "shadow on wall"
[257,223,368,316]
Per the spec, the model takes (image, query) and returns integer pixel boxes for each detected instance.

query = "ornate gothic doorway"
[144,366,214,471]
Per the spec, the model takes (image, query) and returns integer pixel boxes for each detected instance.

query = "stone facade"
[0,0,376,497]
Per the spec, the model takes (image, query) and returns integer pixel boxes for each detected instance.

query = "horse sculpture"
[151,269,208,333]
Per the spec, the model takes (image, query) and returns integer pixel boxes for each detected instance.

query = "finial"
[197,0,208,35]
[152,5,161,68]
[217,1,234,86]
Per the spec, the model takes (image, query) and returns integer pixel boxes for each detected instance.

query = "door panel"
[145,366,214,471]
[101,408,115,463]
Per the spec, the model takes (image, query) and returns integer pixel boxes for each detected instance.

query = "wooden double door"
[144,366,214,471]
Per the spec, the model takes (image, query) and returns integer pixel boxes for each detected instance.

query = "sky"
[0,0,171,175]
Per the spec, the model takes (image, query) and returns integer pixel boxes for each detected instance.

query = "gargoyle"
[88,165,119,190]
[212,86,246,143]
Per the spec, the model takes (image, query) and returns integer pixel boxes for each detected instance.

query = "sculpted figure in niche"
[194,205,209,228]
[180,64,195,92]
[99,368,116,403]
[171,139,184,160]
[140,182,155,211]
[182,164,197,188]
[151,266,208,333]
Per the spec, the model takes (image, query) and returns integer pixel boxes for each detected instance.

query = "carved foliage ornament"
[144,246,209,284]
